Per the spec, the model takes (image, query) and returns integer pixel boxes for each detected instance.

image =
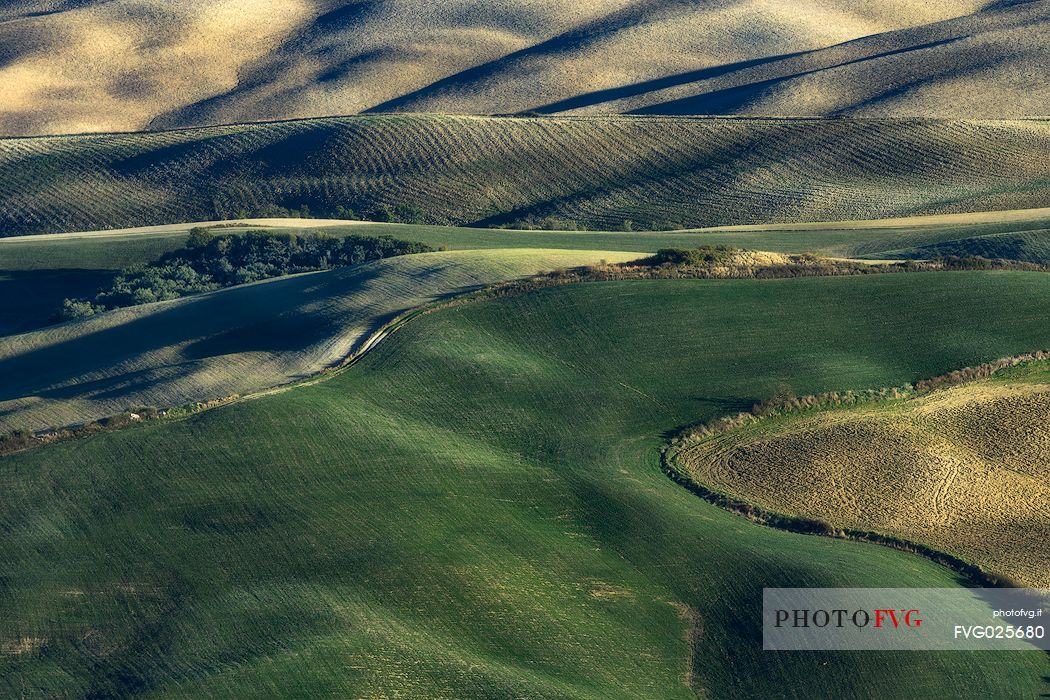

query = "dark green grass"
[2,272,1050,697]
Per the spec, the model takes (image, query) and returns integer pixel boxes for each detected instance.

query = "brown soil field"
[0,0,1046,135]
[677,377,1050,586]
[4,115,1049,236]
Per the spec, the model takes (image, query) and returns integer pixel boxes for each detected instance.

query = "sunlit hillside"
[0,0,1046,135]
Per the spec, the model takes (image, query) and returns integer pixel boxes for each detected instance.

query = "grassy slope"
[0,249,638,432]
[3,272,1050,697]
[0,0,1045,135]
[2,210,1045,270]
[2,116,1048,236]
[2,213,1045,271]
[883,229,1050,264]
[3,208,1048,340]
[0,220,391,335]
[375,214,1050,262]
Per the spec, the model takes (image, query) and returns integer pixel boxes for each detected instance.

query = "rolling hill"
[3,271,1050,697]
[0,0,1047,136]
[0,248,638,432]
[4,2,1049,697]
[0,219,369,335]
[5,208,1049,271]
[675,367,1050,587]
[5,209,1050,432]
[2,115,1049,236]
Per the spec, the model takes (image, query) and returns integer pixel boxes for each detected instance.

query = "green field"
[5,210,1049,270]
[0,249,638,432]
[5,210,1050,430]
[370,213,1050,262]
[2,115,1048,236]
[3,4,1049,698]
[3,271,1050,697]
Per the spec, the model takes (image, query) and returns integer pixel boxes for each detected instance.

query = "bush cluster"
[62,229,433,318]
[641,246,737,266]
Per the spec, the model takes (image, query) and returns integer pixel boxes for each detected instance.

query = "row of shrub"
[670,351,1050,446]
[210,201,432,225]
[639,249,1050,277]
[914,349,1050,392]
[211,202,661,230]
[0,398,245,458]
[62,229,433,318]
[577,249,1048,282]
[0,407,159,457]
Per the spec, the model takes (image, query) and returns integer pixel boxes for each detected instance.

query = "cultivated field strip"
[0,0,1046,135]
[878,228,1050,263]
[678,378,1050,586]
[5,212,1050,273]
[4,212,1050,341]
[0,248,638,432]
[1,115,1048,236]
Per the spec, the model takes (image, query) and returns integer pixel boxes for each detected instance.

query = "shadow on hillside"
[0,261,501,420]
[0,267,379,404]
[0,269,114,336]
[363,0,682,113]
[531,51,810,113]
[910,235,1039,263]
[632,37,965,115]
[364,3,995,118]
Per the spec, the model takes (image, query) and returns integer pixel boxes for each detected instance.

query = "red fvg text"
[774,609,923,629]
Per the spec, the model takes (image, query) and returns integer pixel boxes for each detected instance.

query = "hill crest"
[0,0,1046,135]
